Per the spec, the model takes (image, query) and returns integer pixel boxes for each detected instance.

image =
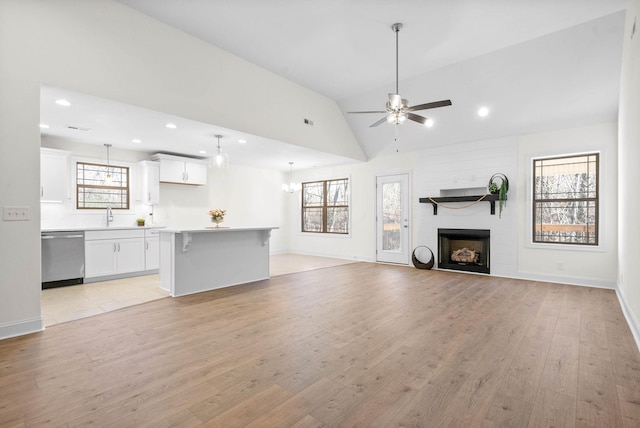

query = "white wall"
[41,138,155,229]
[518,123,618,287]
[206,165,289,253]
[618,0,640,345]
[416,137,519,278]
[0,0,362,339]
[0,0,632,341]
[287,153,415,261]
[41,138,290,252]
[288,124,618,289]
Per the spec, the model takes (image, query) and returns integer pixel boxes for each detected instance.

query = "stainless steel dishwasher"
[41,231,85,289]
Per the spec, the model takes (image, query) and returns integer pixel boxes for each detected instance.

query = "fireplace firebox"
[438,229,490,274]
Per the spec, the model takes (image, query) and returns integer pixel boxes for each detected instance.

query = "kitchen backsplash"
[41,201,158,229]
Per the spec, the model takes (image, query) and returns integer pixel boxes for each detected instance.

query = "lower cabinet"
[85,230,146,278]
[145,229,160,270]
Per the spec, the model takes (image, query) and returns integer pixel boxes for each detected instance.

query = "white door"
[376,174,410,264]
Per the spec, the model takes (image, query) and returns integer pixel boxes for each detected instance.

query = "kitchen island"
[159,227,278,297]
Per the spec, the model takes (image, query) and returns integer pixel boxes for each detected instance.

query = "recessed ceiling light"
[425,119,434,128]
[55,99,71,106]
[165,123,177,129]
[478,107,489,117]
[132,139,142,143]
[199,150,207,154]
[39,123,50,129]
[238,139,247,144]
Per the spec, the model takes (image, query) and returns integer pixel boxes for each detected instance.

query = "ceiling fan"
[349,23,452,128]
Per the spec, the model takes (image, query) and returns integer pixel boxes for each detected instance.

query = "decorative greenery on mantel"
[419,173,510,217]
[488,173,509,218]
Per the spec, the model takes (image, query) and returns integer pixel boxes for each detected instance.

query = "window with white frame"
[302,178,349,234]
[532,153,599,245]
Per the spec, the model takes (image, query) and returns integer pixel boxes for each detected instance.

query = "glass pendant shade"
[215,150,229,168]
[210,135,229,168]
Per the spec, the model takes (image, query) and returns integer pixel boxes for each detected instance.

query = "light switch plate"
[3,206,31,221]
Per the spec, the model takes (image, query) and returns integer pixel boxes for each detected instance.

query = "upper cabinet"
[40,148,70,203]
[151,154,207,186]
[138,160,160,205]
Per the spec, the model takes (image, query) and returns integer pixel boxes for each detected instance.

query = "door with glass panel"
[376,174,410,264]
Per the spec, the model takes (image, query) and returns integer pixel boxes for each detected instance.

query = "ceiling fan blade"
[408,99,452,111]
[348,110,387,114]
[369,116,389,127]
[407,112,428,125]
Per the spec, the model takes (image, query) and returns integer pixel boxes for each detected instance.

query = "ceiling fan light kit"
[348,23,452,131]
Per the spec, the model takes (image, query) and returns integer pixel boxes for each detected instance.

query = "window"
[302,178,349,234]
[76,162,130,209]
[533,153,598,245]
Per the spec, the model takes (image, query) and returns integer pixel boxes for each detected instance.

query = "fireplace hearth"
[438,228,490,274]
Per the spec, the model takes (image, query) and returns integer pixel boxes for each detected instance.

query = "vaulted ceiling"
[42,1,626,168]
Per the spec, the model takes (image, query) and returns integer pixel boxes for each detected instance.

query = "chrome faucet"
[106,206,114,227]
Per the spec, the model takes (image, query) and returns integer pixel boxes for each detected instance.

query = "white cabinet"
[85,230,145,278]
[145,229,160,270]
[85,239,118,277]
[185,162,207,185]
[138,160,160,205]
[40,148,70,202]
[151,153,207,185]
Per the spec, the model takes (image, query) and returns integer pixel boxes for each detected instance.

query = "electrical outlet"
[3,206,31,221]
[556,261,564,271]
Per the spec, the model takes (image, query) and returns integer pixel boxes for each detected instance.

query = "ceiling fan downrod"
[392,23,402,95]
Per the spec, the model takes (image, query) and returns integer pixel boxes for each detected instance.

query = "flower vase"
[212,217,223,228]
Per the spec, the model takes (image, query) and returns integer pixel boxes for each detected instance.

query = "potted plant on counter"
[136,218,146,227]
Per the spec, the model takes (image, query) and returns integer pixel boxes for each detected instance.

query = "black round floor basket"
[412,246,434,270]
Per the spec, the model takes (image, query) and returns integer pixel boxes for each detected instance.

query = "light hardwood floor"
[41,254,355,326]
[4,263,640,427]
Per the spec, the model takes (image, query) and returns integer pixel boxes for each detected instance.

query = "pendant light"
[282,161,301,193]
[211,134,229,168]
[104,143,113,184]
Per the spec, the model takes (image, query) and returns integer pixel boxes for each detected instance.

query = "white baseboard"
[513,270,616,289]
[0,317,44,340]
[616,286,640,352]
[278,250,375,263]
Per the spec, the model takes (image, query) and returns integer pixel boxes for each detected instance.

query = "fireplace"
[438,229,490,274]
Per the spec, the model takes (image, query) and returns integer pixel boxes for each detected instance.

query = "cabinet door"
[185,161,207,185]
[159,159,186,183]
[116,238,146,274]
[145,236,160,270]
[140,161,160,205]
[85,239,117,278]
[40,152,67,202]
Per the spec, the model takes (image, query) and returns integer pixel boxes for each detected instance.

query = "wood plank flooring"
[2,263,640,427]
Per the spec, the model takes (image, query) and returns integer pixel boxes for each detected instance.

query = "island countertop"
[159,226,278,233]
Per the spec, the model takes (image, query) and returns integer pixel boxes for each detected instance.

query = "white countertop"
[159,226,278,234]
[42,226,166,233]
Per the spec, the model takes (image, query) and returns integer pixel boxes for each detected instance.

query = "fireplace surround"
[438,228,490,274]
